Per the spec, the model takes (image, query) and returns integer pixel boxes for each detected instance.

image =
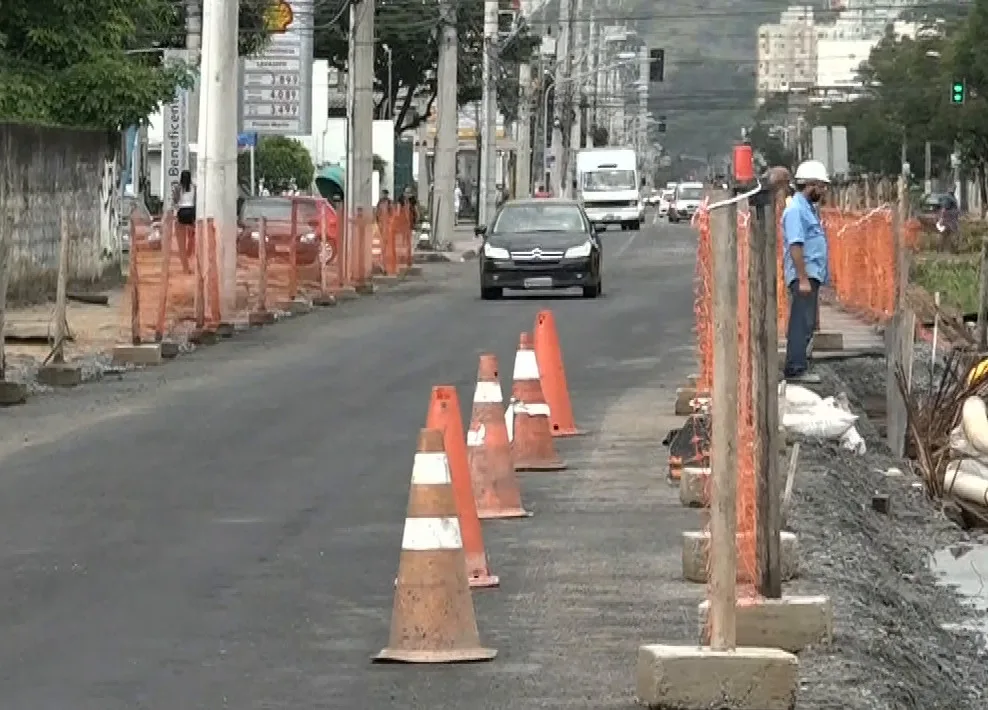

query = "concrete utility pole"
[186,0,202,145]
[551,0,572,196]
[568,0,584,176]
[348,0,376,217]
[517,61,533,198]
[480,0,499,224]
[587,12,598,146]
[416,122,430,216]
[195,0,239,313]
[433,0,459,245]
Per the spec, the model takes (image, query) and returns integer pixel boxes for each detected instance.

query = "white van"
[576,147,642,231]
[668,181,704,223]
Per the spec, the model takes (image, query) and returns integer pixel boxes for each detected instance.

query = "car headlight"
[564,240,593,259]
[483,243,510,259]
[300,232,317,244]
[250,231,260,241]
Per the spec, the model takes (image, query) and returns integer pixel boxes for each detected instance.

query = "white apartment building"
[814,20,919,102]
[756,6,818,104]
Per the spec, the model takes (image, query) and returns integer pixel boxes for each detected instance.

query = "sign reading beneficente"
[239,0,313,135]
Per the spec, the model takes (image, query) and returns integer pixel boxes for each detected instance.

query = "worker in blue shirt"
[781,160,831,384]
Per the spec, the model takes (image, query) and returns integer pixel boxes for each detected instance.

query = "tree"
[314,0,539,135]
[239,135,314,193]
[950,0,988,211]
[0,0,273,129]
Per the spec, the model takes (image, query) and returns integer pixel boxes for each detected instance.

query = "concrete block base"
[402,265,424,279]
[37,362,83,387]
[698,595,833,653]
[355,281,376,295]
[679,466,710,507]
[682,530,799,583]
[248,311,276,326]
[674,387,696,415]
[215,322,235,339]
[189,329,217,346]
[812,331,844,352]
[0,380,28,406]
[277,299,312,315]
[636,644,798,710]
[112,343,162,366]
[159,341,180,359]
[335,287,360,301]
[372,274,399,286]
[312,293,337,307]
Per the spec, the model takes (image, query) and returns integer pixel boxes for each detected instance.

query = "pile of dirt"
[787,356,988,710]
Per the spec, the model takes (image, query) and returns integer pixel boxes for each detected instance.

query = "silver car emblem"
[532,248,543,260]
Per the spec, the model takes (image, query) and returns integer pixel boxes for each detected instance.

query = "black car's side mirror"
[474,225,487,236]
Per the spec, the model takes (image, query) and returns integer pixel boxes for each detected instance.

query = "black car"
[476,198,603,300]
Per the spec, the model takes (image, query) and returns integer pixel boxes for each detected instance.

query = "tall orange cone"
[533,309,584,437]
[374,428,497,663]
[467,354,532,519]
[426,386,499,588]
[512,332,567,472]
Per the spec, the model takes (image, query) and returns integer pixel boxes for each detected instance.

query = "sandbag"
[783,406,858,439]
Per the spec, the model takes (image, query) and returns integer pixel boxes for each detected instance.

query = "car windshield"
[661,190,674,200]
[582,169,635,192]
[678,187,703,200]
[241,198,319,223]
[492,204,586,234]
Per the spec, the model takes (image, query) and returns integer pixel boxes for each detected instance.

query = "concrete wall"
[1,123,118,302]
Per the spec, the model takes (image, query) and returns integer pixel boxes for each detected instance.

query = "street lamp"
[382,44,394,120]
[541,55,640,189]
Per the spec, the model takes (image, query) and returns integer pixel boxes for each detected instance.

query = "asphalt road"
[0,213,703,710]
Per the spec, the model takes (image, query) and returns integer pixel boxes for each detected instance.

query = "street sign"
[811,125,849,179]
[161,48,192,212]
[239,0,313,136]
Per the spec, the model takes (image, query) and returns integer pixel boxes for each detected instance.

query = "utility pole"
[568,0,584,176]
[480,0,499,224]
[186,0,202,152]
[416,122,430,217]
[195,0,239,314]
[348,0,375,214]
[587,12,598,146]
[551,0,572,197]
[924,140,932,195]
[517,61,533,198]
[433,0,458,246]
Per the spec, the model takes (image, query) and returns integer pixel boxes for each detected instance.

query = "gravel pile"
[787,355,988,709]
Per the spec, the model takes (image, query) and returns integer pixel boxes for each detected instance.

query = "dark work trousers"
[784,278,820,377]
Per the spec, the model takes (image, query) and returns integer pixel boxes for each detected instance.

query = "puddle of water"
[931,543,988,639]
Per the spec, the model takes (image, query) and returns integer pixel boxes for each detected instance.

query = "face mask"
[808,190,823,204]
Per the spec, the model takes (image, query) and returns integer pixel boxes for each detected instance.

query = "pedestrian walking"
[781,160,831,384]
[172,170,196,274]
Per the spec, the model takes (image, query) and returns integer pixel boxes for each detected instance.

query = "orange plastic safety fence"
[822,206,895,323]
[693,208,714,397]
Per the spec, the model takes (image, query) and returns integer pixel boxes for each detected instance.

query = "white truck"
[576,147,643,231]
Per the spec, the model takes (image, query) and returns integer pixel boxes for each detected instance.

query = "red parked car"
[237,196,338,266]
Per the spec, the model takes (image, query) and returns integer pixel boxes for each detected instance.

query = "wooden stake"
[0,214,10,380]
[53,208,71,363]
[750,189,783,599]
[709,197,739,651]
[257,217,268,312]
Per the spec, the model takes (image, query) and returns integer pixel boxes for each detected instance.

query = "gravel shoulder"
[789,354,988,710]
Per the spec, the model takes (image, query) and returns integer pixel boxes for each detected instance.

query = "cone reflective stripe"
[375,428,496,664]
[426,386,499,588]
[533,309,584,437]
[511,332,567,472]
[467,354,532,519]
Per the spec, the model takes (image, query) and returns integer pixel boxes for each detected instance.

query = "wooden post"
[288,199,298,300]
[750,189,783,599]
[319,206,329,296]
[194,218,205,329]
[894,174,909,312]
[155,214,173,342]
[976,236,988,351]
[257,216,268,312]
[0,214,10,380]
[52,208,71,363]
[129,215,141,345]
[709,198,739,651]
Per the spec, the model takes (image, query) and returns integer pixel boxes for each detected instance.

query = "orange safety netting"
[121,201,415,344]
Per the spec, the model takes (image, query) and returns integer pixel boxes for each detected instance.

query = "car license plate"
[274,244,290,254]
[523,277,553,289]
[604,214,615,221]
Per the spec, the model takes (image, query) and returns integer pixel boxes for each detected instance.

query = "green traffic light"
[952,81,965,103]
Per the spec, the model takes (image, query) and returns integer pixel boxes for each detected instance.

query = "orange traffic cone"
[374,428,497,663]
[467,354,532,519]
[533,309,584,437]
[426,386,499,588]
[511,332,567,472]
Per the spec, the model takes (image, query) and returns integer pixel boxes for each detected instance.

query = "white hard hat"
[794,160,830,184]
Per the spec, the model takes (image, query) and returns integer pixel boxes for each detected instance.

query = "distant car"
[476,198,602,300]
[657,189,674,217]
[237,196,337,266]
[668,182,704,223]
[119,196,162,253]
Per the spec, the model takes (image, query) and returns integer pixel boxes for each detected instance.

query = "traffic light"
[951,79,966,104]
[649,49,665,82]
